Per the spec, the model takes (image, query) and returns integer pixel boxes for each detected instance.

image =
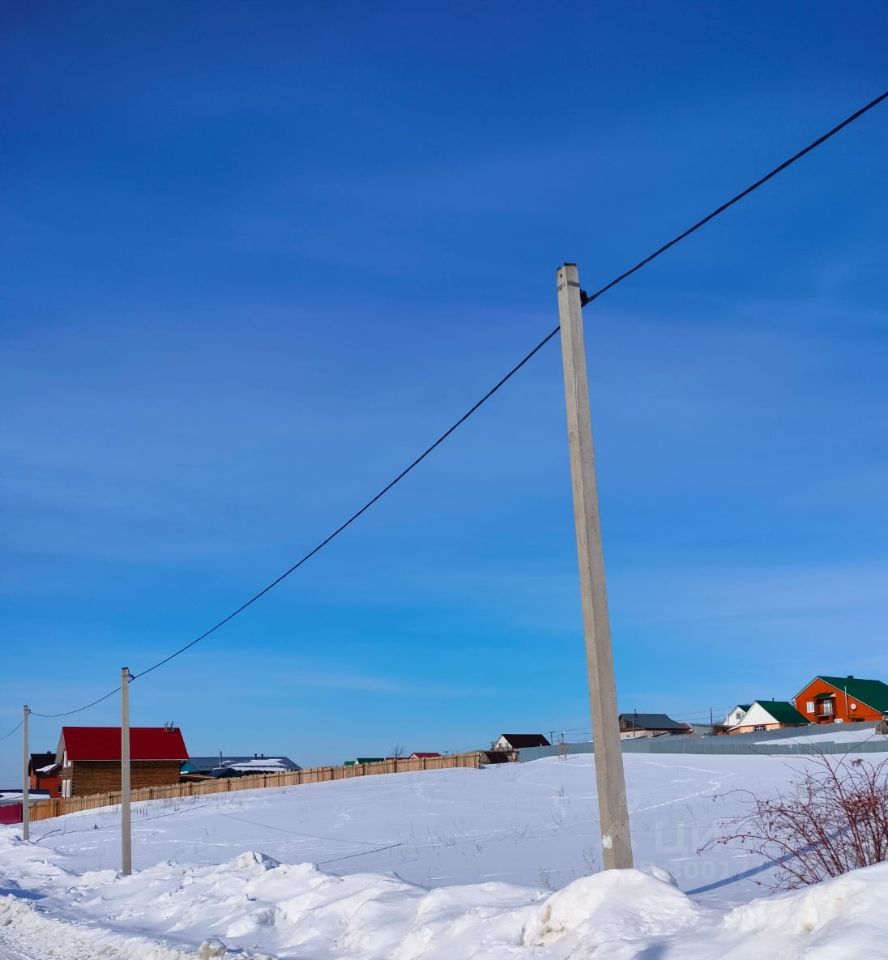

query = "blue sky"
[1,2,887,781]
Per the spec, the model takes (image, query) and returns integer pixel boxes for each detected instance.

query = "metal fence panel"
[517,723,888,761]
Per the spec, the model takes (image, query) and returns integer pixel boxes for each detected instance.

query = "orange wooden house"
[793,675,888,724]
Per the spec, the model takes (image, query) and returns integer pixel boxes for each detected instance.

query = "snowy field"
[2,752,887,959]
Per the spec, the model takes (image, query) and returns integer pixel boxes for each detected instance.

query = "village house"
[717,705,752,732]
[726,700,809,734]
[491,733,551,752]
[28,752,62,798]
[57,726,189,797]
[486,734,551,763]
[409,752,442,760]
[793,675,888,724]
[618,713,690,739]
[181,754,301,778]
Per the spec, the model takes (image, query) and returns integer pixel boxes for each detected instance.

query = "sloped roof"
[59,727,188,762]
[619,713,688,731]
[755,701,809,725]
[498,734,551,748]
[29,752,56,774]
[184,755,300,773]
[410,752,442,759]
[222,759,299,773]
[817,676,888,713]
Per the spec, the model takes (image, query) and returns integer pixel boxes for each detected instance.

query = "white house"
[491,733,550,752]
[728,700,809,734]
[720,704,751,728]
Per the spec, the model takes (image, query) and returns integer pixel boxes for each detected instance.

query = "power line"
[131,327,561,682]
[581,88,888,307]
[0,720,23,742]
[21,86,888,720]
[31,686,120,720]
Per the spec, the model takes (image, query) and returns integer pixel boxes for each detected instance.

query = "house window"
[806,701,815,713]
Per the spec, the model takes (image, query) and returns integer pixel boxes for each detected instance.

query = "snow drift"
[3,831,888,958]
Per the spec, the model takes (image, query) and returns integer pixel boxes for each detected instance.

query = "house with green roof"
[727,699,809,734]
[794,675,888,724]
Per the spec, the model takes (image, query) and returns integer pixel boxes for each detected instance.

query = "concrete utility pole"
[22,705,30,841]
[121,667,132,876]
[556,262,633,870]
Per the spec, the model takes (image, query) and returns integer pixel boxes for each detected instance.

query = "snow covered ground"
[1,752,887,959]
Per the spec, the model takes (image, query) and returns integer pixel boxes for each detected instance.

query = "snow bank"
[723,866,888,958]
[0,896,193,960]
[4,845,698,958]
[522,867,701,950]
[4,826,888,959]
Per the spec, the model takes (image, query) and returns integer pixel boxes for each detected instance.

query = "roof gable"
[60,727,188,762]
[817,676,888,713]
[719,705,751,727]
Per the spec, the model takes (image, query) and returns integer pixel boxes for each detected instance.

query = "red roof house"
[57,726,188,798]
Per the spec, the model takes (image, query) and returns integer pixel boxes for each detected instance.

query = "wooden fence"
[28,752,483,822]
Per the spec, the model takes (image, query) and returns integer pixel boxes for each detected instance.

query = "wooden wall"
[69,760,182,796]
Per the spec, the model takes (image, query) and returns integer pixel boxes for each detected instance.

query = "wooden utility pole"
[121,667,132,876]
[556,262,633,870]
[22,705,30,841]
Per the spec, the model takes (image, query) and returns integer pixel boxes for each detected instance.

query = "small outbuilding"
[57,726,189,797]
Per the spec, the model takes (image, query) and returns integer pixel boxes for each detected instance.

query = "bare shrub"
[704,755,888,889]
